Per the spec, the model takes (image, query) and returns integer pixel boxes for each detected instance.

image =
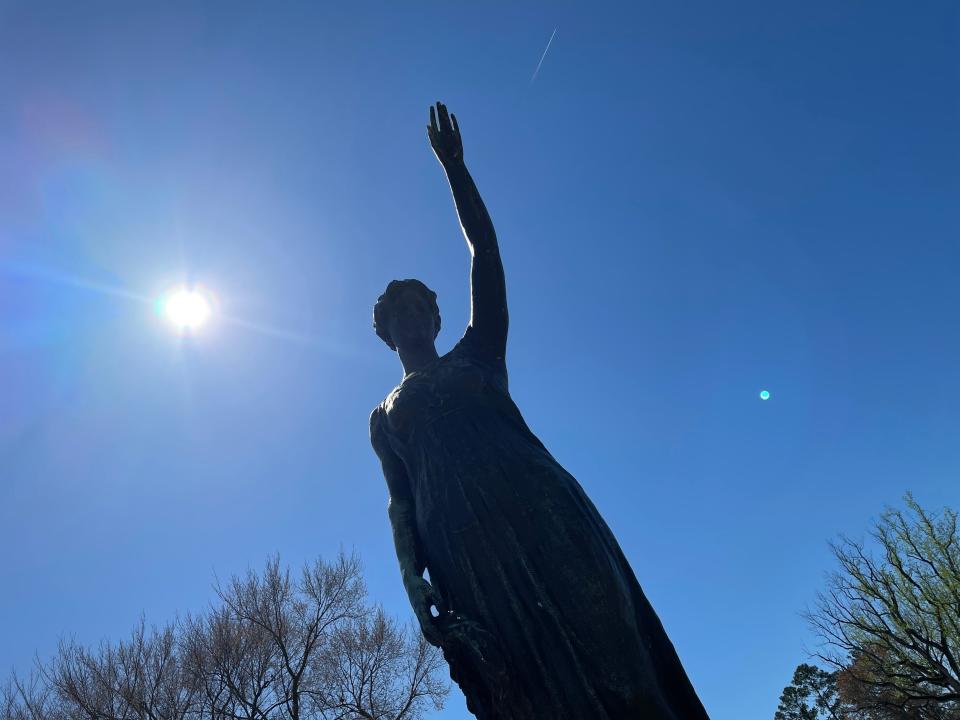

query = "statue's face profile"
[387,286,437,351]
[373,279,441,353]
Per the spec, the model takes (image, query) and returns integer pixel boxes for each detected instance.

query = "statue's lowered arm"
[370,409,444,646]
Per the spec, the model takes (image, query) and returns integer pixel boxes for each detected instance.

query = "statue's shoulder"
[369,404,391,455]
[370,390,400,434]
[449,325,477,356]
[369,403,387,436]
[450,325,508,377]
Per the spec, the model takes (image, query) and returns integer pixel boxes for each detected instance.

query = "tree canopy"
[805,495,960,720]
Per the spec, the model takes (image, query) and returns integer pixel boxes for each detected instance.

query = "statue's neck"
[398,343,440,378]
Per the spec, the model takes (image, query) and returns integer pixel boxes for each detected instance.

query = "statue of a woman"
[370,102,709,720]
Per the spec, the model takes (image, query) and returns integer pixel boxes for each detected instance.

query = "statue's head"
[373,279,441,352]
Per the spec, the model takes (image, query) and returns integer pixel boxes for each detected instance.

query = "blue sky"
[1,1,957,717]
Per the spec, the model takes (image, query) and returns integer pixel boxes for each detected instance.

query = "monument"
[369,102,709,719]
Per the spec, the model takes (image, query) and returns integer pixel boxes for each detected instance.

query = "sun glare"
[162,287,214,329]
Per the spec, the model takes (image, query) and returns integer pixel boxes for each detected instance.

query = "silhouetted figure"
[369,102,709,720]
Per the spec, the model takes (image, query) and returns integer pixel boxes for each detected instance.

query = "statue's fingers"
[451,113,461,140]
[423,582,440,605]
[429,105,438,133]
[422,620,443,647]
[428,125,445,152]
[438,102,451,133]
[421,609,444,644]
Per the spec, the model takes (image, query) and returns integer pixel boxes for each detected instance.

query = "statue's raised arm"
[428,102,508,362]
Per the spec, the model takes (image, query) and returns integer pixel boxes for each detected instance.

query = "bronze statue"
[369,102,709,719]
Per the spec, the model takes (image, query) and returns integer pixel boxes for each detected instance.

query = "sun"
[161,287,214,329]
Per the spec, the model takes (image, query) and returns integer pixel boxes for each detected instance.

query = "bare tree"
[47,619,196,720]
[181,608,280,720]
[215,553,366,720]
[117,620,197,720]
[5,553,447,720]
[2,668,62,720]
[310,609,447,719]
[48,637,126,720]
[808,494,960,720]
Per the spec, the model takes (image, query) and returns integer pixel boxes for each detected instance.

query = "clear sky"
[1,2,957,717]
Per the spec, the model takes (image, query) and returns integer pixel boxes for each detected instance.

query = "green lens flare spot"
[759,390,770,400]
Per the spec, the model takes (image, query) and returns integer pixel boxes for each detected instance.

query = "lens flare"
[759,390,770,400]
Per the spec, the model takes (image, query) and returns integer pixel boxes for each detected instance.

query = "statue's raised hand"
[428,101,463,167]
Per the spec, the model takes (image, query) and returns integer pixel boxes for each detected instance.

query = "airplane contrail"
[530,27,558,85]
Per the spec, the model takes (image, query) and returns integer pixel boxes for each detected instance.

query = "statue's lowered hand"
[405,574,445,647]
